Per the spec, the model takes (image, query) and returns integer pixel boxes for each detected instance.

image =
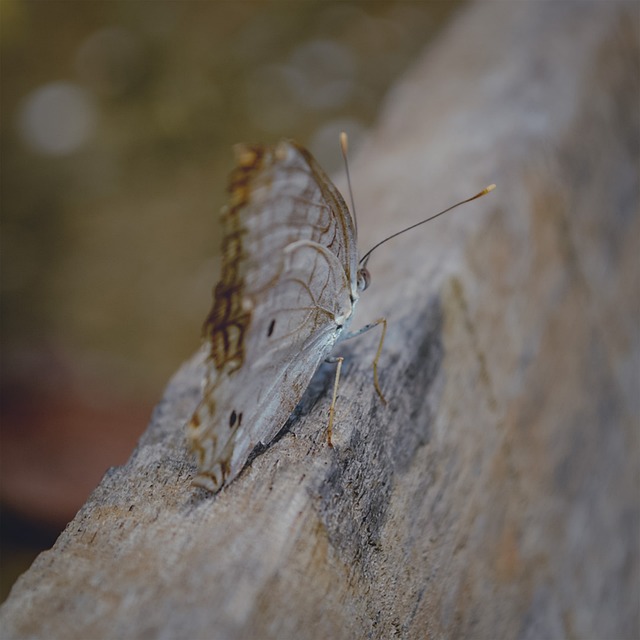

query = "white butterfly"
[185,140,373,492]
[186,138,494,492]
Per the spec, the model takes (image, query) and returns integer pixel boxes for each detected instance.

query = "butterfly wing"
[187,141,358,492]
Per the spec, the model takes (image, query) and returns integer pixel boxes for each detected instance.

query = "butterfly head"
[356,266,371,292]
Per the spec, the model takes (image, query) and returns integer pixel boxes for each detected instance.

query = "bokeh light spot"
[18,82,96,156]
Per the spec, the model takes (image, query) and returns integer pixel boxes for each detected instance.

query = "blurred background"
[0,0,463,599]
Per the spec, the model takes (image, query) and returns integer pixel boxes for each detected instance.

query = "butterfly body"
[187,140,362,492]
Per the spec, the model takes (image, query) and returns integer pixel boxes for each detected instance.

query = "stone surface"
[1,2,638,639]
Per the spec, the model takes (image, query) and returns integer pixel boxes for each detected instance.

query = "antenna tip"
[484,183,496,194]
[340,131,348,154]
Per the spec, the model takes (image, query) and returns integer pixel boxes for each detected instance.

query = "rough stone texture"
[1,2,638,639]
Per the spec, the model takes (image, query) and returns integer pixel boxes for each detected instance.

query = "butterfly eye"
[357,268,370,292]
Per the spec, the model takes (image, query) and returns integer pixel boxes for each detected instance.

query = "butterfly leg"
[324,355,344,447]
[342,317,388,405]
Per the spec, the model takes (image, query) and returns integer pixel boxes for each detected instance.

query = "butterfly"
[186,138,382,492]
[186,137,494,492]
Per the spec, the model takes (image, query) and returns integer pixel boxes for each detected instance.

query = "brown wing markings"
[202,145,268,373]
[188,407,217,462]
[221,229,247,270]
[195,468,224,491]
[205,276,251,370]
[227,144,267,196]
[191,439,206,464]
[219,456,231,483]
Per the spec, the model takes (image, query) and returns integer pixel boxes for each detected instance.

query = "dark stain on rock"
[316,296,444,571]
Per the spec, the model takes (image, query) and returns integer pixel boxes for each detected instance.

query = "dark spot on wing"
[268,319,276,337]
[229,410,237,428]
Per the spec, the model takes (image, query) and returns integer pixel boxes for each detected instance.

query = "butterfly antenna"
[340,132,358,236]
[359,184,496,268]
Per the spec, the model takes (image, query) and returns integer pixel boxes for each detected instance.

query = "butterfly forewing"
[187,140,359,492]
